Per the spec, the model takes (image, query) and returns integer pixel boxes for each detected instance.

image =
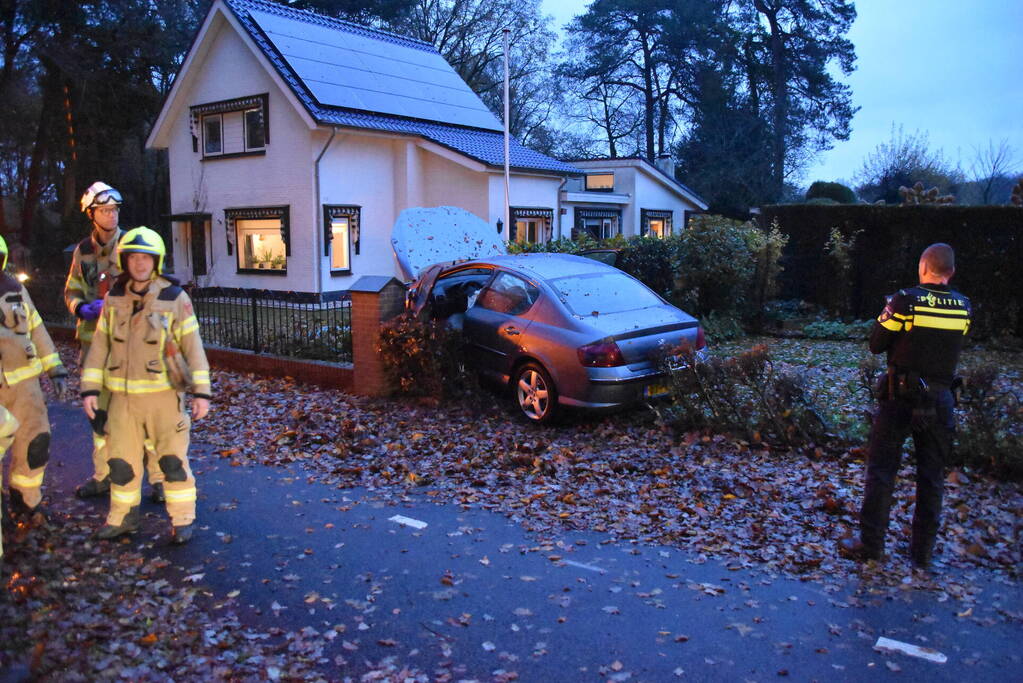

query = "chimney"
[655,153,675,178]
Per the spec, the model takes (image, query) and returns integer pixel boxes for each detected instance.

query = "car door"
[463,270,540,383]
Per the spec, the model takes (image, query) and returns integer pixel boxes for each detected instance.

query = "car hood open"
[391,206,506,281]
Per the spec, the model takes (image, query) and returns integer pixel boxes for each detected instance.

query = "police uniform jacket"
[0,275,66,388]
[870,283,971,386]
[81,275,212,399]
[64,227,124,343]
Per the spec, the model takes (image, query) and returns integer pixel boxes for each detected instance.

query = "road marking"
[874,637,947,664]
[563,559,606,574]
[389,515,428,529]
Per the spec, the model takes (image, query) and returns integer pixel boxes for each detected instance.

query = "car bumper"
[558,350,706,409]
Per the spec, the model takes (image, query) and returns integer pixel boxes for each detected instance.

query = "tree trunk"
[759,1,787,200]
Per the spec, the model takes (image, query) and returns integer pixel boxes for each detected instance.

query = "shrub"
[377,313,477,401]
[806,180,857,204]
[954,365,1023,480]
[802,319,871,340]
[675,215,757,317]
[700,311,745,343]
[657,343,831,449]
[822,227,861,315]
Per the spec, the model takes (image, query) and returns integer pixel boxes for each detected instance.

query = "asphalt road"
[23,402,1023,680]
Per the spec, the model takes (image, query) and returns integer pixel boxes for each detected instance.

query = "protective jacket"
[81,275,211,398]
[64,227,124,343]
[870,283,971,385]
[0,277,66,387]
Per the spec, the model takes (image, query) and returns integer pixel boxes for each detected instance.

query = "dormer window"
[190,94,269,159]
[585,173,614,192]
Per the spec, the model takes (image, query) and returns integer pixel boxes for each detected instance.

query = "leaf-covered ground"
[3,338,1020,680]
[190,336,1021,580]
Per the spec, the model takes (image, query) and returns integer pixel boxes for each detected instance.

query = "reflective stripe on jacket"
[81,275,211,397]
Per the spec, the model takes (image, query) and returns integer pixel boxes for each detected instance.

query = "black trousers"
[860,389,954,560]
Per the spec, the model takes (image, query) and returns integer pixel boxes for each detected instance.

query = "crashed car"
[393,207,706,423]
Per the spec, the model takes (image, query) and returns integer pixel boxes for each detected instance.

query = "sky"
[539,0,1023,187]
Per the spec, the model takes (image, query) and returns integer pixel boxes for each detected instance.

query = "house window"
[510,207,554,245]
[573,208,621,240]
[584,173,614,192]
[324,205,360,273]
[225,206,289,273]
[190,94,269,158]
[640,209,673,238]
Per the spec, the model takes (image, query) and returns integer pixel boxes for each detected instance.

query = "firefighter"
[840,243,971,570]
[0,235,68,522]
[0,405,19,560]
[65,182,164,502]
[81,227,211,544]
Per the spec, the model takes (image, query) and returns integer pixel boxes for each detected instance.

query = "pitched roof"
[223,0,579,175]
[565,156,708,209]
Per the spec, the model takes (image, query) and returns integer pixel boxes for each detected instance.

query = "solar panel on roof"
[246,7,503,132]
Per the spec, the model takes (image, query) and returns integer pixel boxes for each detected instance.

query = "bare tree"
[967,139,1018,205]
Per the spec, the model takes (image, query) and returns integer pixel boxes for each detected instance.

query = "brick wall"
[350,281,406,397]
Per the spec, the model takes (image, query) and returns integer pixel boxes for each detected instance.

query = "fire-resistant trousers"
[0,379,51,510]
[0,406,19,559]
[79,344,163,487]
[860,389,954,561]
[105,390,196,527]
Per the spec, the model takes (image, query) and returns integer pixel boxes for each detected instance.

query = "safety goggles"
[93,188,123,206]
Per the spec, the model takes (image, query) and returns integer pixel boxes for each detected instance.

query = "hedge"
[758,205,1023,337]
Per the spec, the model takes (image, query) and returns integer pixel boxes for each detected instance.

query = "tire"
[513,361,558,424]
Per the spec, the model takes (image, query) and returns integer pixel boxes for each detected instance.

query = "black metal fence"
[27,276,353,364]
[189,287,352,363]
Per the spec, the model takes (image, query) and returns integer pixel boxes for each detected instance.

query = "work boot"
[8,489,46,526]
[95,507,140,540]
[76,476,111,499]
[838,537,883,563]
[149,483,166,504]
[170,524,194,545]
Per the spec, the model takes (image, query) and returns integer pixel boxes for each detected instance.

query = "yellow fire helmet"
[80,181,123,214]
[0,234,7,271]
[117,226,166,275]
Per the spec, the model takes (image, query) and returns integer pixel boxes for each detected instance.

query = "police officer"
[0,236,68,522]
[65,182,164,501]
[81,227,211,544]
[840,243,971,569]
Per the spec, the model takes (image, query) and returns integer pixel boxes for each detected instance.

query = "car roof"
[464,253,617,281]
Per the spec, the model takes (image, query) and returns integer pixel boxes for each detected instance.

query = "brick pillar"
[351,280,406,397]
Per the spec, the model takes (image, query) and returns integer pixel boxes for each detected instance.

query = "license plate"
[644,382,671,398]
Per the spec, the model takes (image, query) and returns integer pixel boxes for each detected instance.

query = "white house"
[555,156,708,242]
[145,0,579,297]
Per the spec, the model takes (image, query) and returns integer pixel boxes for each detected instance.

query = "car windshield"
[550,272,663,316]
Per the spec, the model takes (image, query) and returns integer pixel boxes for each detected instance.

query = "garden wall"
[759,205,1023,337]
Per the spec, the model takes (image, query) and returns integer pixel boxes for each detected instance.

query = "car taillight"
[577,341,626,367]
[695,325,706,350]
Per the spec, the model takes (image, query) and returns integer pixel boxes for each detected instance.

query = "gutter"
[555,175,569,239]
[314,126,339,296]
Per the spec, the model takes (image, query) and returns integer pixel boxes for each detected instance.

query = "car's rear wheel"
[514,361,558,424]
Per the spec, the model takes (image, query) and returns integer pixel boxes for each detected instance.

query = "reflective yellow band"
[891,312,910,321]
[180,318,199,335]
[164,487,197,503]
[40,353,61,372]
[192,370,210,381]
[29,310,43,329]
[915,305,969,317]
[11,472,44,488]
[4,360,42,386]
[879,318,903,332]
[92,435,106,449]
[913,315,969,331]
[104,376,173,394]
[82,368,105,384]
[143,439,155,451]
[111,488,142,505]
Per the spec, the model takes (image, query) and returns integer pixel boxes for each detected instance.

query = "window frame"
[323,205,360,275]
[584,172,615,192]
[225,205,290,275]
[190,94,270,160]
[640,209,674,238]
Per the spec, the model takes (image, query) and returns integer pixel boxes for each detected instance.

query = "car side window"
[430,268,492,318]
[477,272,539,316]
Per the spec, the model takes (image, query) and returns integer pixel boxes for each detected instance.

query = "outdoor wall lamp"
[496,218,503,234]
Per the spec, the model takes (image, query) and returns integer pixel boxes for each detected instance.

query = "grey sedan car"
[407,252,706,423]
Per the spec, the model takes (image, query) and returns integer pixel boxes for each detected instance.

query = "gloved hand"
[78,299,103,321]
[51,375,69,402]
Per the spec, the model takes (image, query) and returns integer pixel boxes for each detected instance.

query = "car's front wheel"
[514,361,558,424]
